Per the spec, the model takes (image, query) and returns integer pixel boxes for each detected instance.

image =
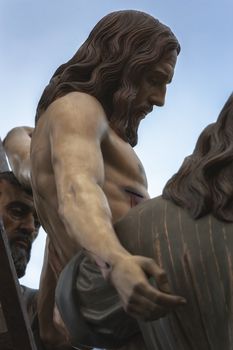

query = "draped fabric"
[56,196,233,349]
[116,196,233,350]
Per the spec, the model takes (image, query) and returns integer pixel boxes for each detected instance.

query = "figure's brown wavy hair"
[163,93,233,222]
[35,10,180,146]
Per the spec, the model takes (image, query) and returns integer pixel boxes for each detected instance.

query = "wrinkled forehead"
[0,180,34,209]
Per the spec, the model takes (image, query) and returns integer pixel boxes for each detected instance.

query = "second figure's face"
[0,179,40,278]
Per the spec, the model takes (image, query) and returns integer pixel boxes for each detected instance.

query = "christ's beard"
[10,243,31,279]
[126,102,152,146]
[126,113,141,147]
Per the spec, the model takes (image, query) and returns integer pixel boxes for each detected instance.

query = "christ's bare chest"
[101,130,148,194]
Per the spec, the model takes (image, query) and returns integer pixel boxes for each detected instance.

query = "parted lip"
[16,239,29,249]
[139,105,153,118]
[11,234,31,250]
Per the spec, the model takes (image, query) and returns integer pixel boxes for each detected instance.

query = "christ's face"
[126,49,177,146]
[133,49,177,120]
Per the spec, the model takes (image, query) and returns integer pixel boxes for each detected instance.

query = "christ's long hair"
[163,93,233,222]
[35,10,180,146]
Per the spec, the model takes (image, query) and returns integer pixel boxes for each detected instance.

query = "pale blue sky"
[1,0,233,287]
